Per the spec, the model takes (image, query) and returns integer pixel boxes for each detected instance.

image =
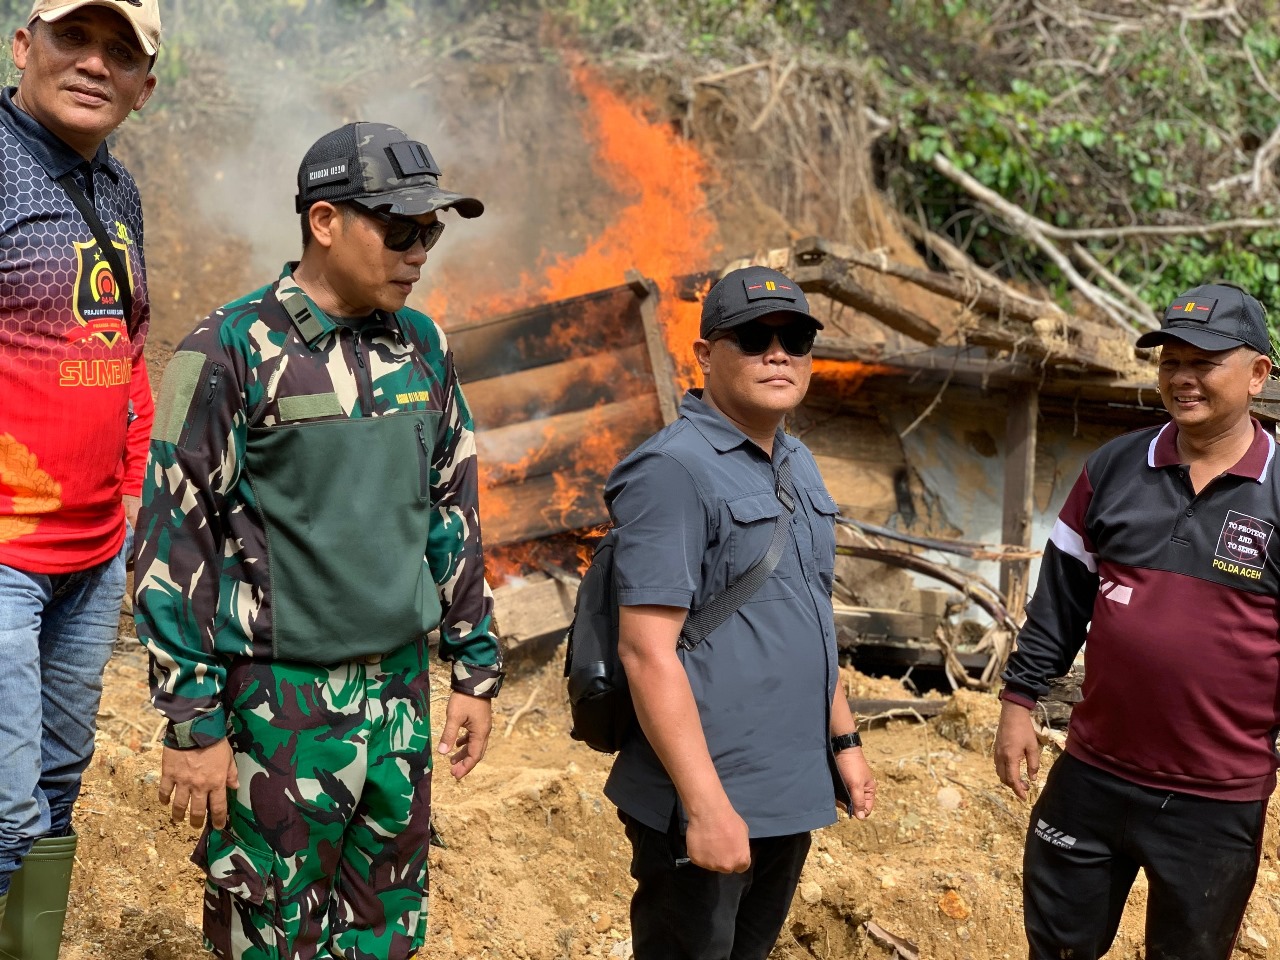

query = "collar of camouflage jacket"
[275,265,410,347]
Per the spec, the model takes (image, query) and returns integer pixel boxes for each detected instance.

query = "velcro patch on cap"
[1165,297,1218,322]
[743,277,800,302]
[388,141,441,179]
[304,160,351,187]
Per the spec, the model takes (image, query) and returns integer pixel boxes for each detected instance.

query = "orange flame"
[428,64,718,385]
[810,359,896,398]
[425,64,720,586]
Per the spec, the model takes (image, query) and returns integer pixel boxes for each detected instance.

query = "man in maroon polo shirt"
[994,283,1279,959]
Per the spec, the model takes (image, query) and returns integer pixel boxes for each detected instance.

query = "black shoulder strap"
[56,171,135,337]
[678,456,797,651]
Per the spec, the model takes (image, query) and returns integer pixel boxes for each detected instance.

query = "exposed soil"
[56,633,1280,960]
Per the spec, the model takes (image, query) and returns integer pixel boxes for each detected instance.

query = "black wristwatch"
[830,731,862,754]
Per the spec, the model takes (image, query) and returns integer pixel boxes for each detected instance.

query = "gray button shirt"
[603,391,842,837]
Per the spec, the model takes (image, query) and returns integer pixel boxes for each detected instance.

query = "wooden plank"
[1000,384,1038,620]
[833,605,937,641]
[627,270,681,424]
[482,472,610,546]
[447,283,645,383]
[491,574,575,645]
[466,344,655,431]
[476,395,663,485]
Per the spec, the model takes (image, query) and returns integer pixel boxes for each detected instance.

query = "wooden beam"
[466,344,655,431]
[446,283,645,383]
[845,641,991,673]
[833,604,941,642]
[476,395,662,486]
[790,260,942,345]
[849,696,1070,727]
[795,235,1058,326]
[1000,384,1038,620]
[627,270,682,424]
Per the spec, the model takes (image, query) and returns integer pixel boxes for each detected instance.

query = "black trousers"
[1024,752,1265,960]
[622,813,812,960]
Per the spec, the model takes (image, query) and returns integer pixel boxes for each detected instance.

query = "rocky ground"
[52,623,1280,960]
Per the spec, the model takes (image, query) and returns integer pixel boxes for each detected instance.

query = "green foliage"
[865,0,1280,325]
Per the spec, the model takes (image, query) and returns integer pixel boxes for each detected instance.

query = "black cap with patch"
[700,266,822,339]
[295,121,483,219]
[1135,283,1270,355]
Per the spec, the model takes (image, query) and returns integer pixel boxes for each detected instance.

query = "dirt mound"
[57,645,1280,958]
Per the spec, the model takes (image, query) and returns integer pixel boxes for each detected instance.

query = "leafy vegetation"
[864,0,1280,314]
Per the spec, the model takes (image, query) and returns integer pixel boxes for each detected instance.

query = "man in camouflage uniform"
[134,122,503,960]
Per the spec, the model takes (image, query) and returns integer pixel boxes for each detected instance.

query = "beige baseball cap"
[28,0,162,56]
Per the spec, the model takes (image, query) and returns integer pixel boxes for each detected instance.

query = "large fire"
[427,67,895,588]
[429,65,720,585]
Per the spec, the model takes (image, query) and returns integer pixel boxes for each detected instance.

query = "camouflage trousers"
[194,639,434,960]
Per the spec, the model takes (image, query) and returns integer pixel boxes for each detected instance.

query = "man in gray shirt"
[604,266,876,960]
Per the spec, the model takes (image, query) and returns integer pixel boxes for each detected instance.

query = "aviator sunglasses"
[715,320,818,357]
[355,206,446,253]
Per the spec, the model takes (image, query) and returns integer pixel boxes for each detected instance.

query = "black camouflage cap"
[1135,283,1270,355]
[700,266,822,339]
[295,122,483,219]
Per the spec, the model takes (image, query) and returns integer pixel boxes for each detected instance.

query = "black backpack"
[563,530,631,753]
[564,461,798,753]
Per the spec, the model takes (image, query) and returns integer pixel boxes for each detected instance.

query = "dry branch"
[748,58,797,133]
[925,150,1156,334]
[693,60,771,85]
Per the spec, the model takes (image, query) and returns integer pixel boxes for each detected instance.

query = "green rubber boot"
[0,892,7,943]
[0,833,78,960]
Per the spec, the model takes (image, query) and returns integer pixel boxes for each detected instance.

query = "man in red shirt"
[0,0,159,950]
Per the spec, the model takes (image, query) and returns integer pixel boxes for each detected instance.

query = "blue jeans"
[0,528,129,894]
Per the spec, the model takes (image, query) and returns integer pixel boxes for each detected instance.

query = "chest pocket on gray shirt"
[724,491,790,602]
[804,486,840,595]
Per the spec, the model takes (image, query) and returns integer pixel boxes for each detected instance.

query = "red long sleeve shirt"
[0,88,152,574]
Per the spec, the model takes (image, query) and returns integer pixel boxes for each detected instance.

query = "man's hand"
[123,494,140,531]
[438,692,492,780]
[158,740,239,830]
[994,700,1042,801]
[835,748,877,820]
[685,801,751,874]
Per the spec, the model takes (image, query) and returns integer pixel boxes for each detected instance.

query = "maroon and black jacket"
[1002,419,1280,801]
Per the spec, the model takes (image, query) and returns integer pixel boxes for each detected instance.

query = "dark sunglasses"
[715,321,817,357]
[355,206,446,253]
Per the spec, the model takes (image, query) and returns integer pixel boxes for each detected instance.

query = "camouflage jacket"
[135,268,503,749]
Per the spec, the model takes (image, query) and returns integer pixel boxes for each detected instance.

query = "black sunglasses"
[715,320,817,357]
[354,206,446,253]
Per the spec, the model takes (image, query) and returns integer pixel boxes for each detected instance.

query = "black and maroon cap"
[1135,283,1270,355]
[295,121,483,219]
[699,267,823,339]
